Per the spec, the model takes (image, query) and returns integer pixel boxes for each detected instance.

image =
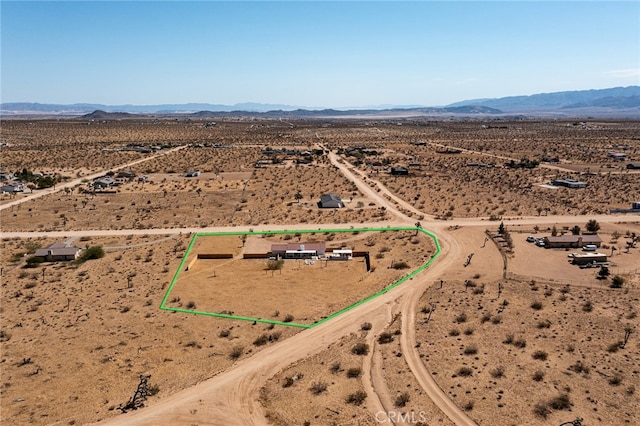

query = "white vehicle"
[526,236,536,243]
[582,244,598,251]
[536,239,546,247]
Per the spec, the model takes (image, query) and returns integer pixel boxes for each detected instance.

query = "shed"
[319,194,344,208]
[571,253,608,265]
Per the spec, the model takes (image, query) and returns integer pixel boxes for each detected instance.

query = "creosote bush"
[351,342,369,355]
[346,390,367,406]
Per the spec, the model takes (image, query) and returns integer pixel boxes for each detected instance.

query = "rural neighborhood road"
[0,145,187,212]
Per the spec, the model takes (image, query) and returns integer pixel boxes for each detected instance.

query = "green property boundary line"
[160,226,441,328]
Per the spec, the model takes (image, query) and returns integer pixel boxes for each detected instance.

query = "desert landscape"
[1,117,639,426]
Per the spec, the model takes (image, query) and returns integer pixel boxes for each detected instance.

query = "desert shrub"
[377,332,394,344]
[346,367,362,378]
[533,402,551,419]
[611,275,625,288]
[329,362,341,374]
[568,361,589,374]
[463,327,474,336]
[457,367,473,377]
[282,376,294,388]
[609,375,622,386]
[537,319,552,329]
[219,329,230,338]
[351,343,369,355]
[24,256,44,268]
[491,315,502,325]
[229,346,244,360]
[394,392,410,408]
[582,301,594,312]
[360,322,372,331]
[531,301,543,310]
[490,366,505,378]
[392,261,410,270]
[283,314,294,323]
[346,390,367,406]
[454,313,468,323]
[309,381,328,395]
[548,394,572,410]
[532,370,545,381]
[449,328,460,337]
[513,338,527,348]
[463,345,478,355]
[532,350,548,361]
[185,301,196,309]
[480,313,492,323]
[253,334,269,346]
[463,401,474,411]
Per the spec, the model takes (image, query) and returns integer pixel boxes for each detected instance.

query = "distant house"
[93,177,116,189]
[271,242,326,259]
[543,235,602,249]
[627,163,640,170]
[116,169,136,179]
[319,194,344,208]
[0,184,23,193]
[34,243,83,262]
[391,166,409,176]
[551,179,587,189]
[185,171,201,177]
[607,152,627,161]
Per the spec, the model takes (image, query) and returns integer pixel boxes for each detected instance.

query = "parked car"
[536,240,546,247]
[526,236,536,243]
[582,244,598,251]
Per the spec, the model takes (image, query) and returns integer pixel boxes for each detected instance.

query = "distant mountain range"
[2,86,638,118]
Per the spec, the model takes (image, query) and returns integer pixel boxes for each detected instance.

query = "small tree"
[597,266,610,280]
[571,225,581,235]
[585,219,600,233]
[266,259,285,276]
[77,246,105,263]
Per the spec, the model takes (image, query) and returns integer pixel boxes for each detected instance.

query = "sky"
[1,1,639,108]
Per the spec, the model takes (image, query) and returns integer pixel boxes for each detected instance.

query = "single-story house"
[319,194,344,208]
[185,171,200,177]
[93,177,116,189]
[391,166,409,176]
[271,242,326,259]
[543,234,602,249]
[551,179,588,189]
[34,243,83,261]
[627,163,640,170]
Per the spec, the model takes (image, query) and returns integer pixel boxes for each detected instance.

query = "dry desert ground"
[1,117,639,426]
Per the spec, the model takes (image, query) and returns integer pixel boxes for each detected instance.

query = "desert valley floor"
[1,117,639,426]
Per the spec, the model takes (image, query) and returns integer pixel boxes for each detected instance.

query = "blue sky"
[1,1,639,108]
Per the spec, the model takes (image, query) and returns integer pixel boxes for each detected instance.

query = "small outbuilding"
[570,252,608,265]
[319,194,344,208]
